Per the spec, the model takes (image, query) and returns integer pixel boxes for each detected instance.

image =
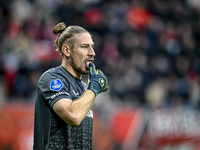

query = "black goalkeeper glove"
[87,63,108,96]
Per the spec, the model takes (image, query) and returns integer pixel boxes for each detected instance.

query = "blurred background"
[0,0,200,149]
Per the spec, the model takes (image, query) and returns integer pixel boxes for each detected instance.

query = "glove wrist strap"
[88,82,100,96]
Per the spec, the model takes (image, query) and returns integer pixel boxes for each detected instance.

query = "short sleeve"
[38,73,71,107]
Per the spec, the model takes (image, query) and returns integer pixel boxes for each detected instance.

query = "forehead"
[75,32,94,44]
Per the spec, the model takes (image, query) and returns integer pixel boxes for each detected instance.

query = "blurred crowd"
[0,0,200,109]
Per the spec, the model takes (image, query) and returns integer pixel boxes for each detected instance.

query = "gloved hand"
[88,63,108,96]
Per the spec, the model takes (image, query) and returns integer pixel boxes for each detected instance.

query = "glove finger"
[97,69,105,76]
[97,70,107,81]
[103,86,108,92]
[89,63,97,75]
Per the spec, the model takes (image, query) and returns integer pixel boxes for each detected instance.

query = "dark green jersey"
[33,66,93,150]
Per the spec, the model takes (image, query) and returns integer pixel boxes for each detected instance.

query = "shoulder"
[39,66,65,79]
[39,68,56,81]
[37,66,65,86]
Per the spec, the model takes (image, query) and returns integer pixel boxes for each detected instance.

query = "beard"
[70,57,89,75]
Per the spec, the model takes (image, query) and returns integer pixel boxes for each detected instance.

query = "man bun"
[53,22,66,34]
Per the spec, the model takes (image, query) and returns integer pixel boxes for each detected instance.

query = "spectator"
[0,0,199,110]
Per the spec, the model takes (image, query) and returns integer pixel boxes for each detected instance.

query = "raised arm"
[53,63,108,126]
[53,90,95,126]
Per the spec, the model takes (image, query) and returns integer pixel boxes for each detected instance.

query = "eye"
[81,45,88,48]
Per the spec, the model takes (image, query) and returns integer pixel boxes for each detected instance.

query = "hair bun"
[53,22,67,34]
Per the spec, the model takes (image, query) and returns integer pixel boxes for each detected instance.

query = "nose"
[88,46,95,56]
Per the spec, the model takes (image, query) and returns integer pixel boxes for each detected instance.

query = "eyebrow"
[81,43,95,47]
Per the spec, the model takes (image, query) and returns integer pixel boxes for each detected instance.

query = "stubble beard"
[71,57,89,75]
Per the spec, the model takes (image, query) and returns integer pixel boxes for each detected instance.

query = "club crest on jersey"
[50,79,63,91]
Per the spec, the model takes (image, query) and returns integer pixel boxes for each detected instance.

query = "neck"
[61,59,82,79]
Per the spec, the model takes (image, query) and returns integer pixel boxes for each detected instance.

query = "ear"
[62,45,70,57]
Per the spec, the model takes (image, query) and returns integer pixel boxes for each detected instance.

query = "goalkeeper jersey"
[33,65,93,150]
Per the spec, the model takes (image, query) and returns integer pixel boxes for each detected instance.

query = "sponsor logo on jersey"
[51,91,70,99]
[50,79,63,91]
[72,90,79,96]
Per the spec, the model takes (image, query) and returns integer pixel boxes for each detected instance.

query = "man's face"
[70,32,95,75]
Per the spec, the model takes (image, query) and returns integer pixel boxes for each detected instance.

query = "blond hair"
[53,22,89,58]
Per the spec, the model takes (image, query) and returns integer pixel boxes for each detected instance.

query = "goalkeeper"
[33,22,108,150]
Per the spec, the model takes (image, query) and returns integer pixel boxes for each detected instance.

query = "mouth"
[85,60,93,70]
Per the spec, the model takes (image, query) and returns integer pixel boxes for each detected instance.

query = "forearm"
[53,89,95,126]
[70,90,95,122]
